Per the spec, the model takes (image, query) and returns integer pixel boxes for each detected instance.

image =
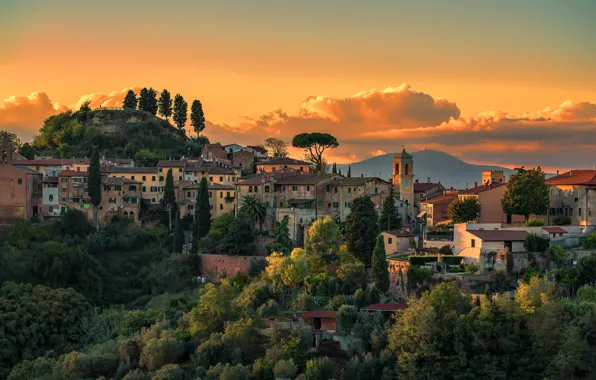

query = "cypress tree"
[192,177,211,251]
[173,209,184,253]
[164,169,176,230]
[146,87,158,115]
[347,165,351,177]
[158,89,173,120]
[345,195,380,265]
[332,163,337,174]
[88,147,102,232]
[138,88,149,112]
[379,186,401,231]
[173,94,188,130]
[372,235,389,292]
[123,90,137,110]
[190,99,206,136]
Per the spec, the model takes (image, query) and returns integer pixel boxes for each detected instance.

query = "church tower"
[393,147,414,219]
[0,135,15,165]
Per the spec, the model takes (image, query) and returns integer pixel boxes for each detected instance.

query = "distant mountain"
[337,149,517,188]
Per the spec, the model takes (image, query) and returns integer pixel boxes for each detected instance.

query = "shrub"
[408,256,438,265]
[441,255,463,265]
[577,285,596,303]
[407,268,433,291]
[438,245,453,255]
[583,232,596,249]
[336,305,359,335]
[524,233,550,253]
[464,263,480,273]
[552,216,572,226]
[273,359,298,379]
[550,245,567,267]
[303,357,335,380]
[525,218,545,227]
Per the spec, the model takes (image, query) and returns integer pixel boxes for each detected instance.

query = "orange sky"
[1,0,595,169]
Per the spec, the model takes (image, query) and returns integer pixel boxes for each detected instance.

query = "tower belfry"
[393,147,414,221]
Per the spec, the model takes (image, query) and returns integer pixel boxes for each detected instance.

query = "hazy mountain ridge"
[337,149,517,188]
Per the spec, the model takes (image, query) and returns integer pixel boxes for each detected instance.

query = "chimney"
[415,179,419,183]
[556,170,559,175]
[474,181,477,187]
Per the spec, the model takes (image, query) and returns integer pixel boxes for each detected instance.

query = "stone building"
[545,170,596,228]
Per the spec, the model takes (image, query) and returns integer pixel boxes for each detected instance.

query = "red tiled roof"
[300,310,337,319]
[414,182,440,193]
[15,158,78,166]
[422,194,456,205]
[362,303,408,312]
[276,173,335,185]
[543,227,567,234]
[208,166,235,174]
[59,170,88,177]
[545,170,596,186]
[157,160,185,167]
[247,145,267,153]
[468,229,528,241]
[257,157,310,166]
[459,182,506,195]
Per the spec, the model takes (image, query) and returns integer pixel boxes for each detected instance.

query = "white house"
[223,143,246,154]
[454,223,527,263]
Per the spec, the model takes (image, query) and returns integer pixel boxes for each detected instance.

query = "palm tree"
[238,194,266,230]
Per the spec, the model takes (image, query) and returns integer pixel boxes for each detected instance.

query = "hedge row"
[408,255,463,266]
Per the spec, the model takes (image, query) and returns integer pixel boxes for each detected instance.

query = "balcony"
[224,196,235,203]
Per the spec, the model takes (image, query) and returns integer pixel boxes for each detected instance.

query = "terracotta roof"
[59,170,88,177]
[543,227,567,234]
[414,182,440,193]
[209,183,235,190]
[104,166,158,173]
[467,229,528,241]
[383,230,414,238]
[422,194,456,205]
[257,157,310,166]
[276,173,335,185]
[545,170,596,186]
[42,176,59,183]
[300,310,337,319]
[237,175,266,185]
[459,182,506,195]
[104,177,141,185]
[14,158,77,166]
[157,160,185,167]
[246,145,267,153]
[362,303,408,312]
[395,148,412,159]
[11,165,42,175]
[223,143,243,148]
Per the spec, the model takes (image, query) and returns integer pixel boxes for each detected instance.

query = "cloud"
[0,91,68,140]
[2,84,595,170]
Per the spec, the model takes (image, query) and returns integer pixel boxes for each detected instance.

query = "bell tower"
[393,147,414,218]
[0,135,15,165]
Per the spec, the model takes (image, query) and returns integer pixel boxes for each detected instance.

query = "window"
[326,185,331,192]
[142,186,146,192]
[220,192,223,198]
[159,176,164,181]
[249,186,253,193]
[17,178,22,185]
[579,208,582,217]
[299,166,304,171]
[150,186,157,192]
[115,185,121,191]
[188,204,194,210]
[187,191,191,197]
[178,176,182,181]
[388,237,393,244]
[49,194,54,202]
[152,176,156,181]
[179,168,182,172]
[279,201,284,207]
[62,178,68,183]
[226,192,230,197]
[219,176,223,182]
[333,202,339,208]
[131,176,135,180]
[219,204,223,210]
[104,185,111,191]
[265,185,270,193]
[348,188,351,194]
[109,197,117,204]
[209,176,213,182]
[292,186,298,191]
[142,176,146,181]
[334,187,338,193]
[375,187,378,194]
[159,168,163,172]
[255,186,259,192]
[152,198,156,203]
[345,201,351,208]
[328,203,331,208]
[129,185,137,191]
[306,185,310,191]
[49,205,53,213]
[471,239,476,248]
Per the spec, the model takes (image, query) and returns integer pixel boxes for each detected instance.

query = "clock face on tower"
[403,179,410,188]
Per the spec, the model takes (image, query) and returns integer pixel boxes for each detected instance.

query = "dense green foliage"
[524,233,550,253]
[173,94,188,130]
[238,194,266,231]
[173,209,184,253]
[378,187,401,231]
[502,167,549,221]
[138,87,158,115]
[448,196,481,223]
[268,215,294,255]
[192,178,211,252]
[123,90,137,110]
[291,132,338,173]
[88,147,102,230]
[264,137,288,158]
[371,236,389,292]
[190,99,206,135]
[344,195,380,265]
[157,89,173,120]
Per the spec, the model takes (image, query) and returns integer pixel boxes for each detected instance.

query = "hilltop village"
[1,105,596,379]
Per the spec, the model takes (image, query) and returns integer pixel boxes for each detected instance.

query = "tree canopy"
[448,197,481,223]
[291,133,339,173]
[157,89,173,120]
[264,138,288,158]
[88,147,102,231]
[192,178,211,251]
[173,94,188,131]
[379,186,401,231]
[123,90,137,110]
[371,235,389,292]
[190,99,206,136]
[345,195,380,265]
[502,167,549,221]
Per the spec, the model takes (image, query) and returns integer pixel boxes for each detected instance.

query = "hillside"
[337,149,516,187]
[31,108,195,161]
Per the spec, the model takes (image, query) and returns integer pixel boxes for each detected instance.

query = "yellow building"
[393,148,414,221]
[104,167,162,204]
[256,157,310,173]
[545,170,596,227]
[175,181,236,219]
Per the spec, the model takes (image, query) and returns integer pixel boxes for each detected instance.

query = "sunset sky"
[1,0,595,170]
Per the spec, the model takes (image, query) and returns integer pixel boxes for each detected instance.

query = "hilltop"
[30,108,196,161]
[338,149,516,187]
